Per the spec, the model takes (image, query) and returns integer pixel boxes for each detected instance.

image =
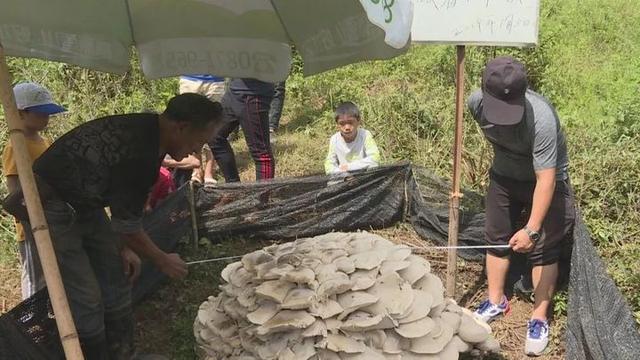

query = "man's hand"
[509,229,535,253]
[157,253,188,279]
[121,247,141,283]
[339,164,349,171]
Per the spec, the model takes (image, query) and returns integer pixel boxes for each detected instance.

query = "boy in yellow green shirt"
[1,82,66,299]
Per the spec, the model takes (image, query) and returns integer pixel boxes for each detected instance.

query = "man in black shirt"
[25,93,223,359]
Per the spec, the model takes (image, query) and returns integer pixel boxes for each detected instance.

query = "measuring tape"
[185,244,511,266]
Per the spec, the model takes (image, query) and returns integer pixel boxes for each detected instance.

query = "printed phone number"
[163,51,277,74]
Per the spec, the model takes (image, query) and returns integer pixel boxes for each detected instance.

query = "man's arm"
[162,154,200,170]
[509,168,556,252]
[121,230,187,279]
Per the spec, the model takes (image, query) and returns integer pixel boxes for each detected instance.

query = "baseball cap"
[481,56,528,125]
[13,82,66,115]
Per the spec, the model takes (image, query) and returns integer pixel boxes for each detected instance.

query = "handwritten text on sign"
[411,0,540,46]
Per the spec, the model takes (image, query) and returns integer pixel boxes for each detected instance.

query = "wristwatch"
[523,226,541,243]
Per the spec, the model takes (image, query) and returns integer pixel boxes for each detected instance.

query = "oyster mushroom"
[256,310,315,335]
[255,279,295,304]
[337,291,379,320]
[246,301,279,325]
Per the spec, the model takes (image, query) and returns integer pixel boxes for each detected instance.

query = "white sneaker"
[473,296,510,323]
[525,319,549,356]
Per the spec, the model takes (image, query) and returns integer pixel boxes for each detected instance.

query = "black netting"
[566,212,640,359]
[0,288,63,360]
[1,163,638,359]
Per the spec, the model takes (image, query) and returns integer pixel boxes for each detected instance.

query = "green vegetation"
[0,0,638,356]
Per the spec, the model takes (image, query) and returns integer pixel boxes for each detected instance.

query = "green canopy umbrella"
[1,0,412,81]
[0,1,413,358]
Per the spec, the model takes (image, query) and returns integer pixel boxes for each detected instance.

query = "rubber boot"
[104,310,135,360]
[105,310,168,360]
[80,332,110,360]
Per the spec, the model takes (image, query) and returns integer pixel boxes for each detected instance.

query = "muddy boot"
[80,332,110,360]
[105,310,168,360]
[104,310,135,360]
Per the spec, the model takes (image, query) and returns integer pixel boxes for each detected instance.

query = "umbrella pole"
[446,45,466,298]
[0,46,84,359]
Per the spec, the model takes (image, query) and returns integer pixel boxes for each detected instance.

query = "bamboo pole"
[0,45,84,359]
[446,45,466,298]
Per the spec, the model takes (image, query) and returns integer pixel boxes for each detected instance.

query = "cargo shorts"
[484,171,576,265]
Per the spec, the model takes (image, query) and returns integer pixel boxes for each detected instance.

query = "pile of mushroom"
[194,232,500,359]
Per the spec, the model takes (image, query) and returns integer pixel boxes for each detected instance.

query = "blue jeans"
[24,202,131,338]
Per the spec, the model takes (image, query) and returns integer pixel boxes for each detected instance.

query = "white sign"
[411,0,540,46]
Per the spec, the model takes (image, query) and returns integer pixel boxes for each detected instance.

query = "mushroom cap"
[414,274,445,308]
[255,330,300,358]
[255,279,295,304]
[337,291,379,320]
[382,330,410,354]
[315,263,341,283]
[292,338,317,360]
[246,301,279,325]
[436,340,460,360]
[363,273,414,318]
[450,335,471,353]
[398,256,431,285]
[348,236,375,253]
[439,311,462,332]
[341,311,384,332]
[263,263,295,280]
[302,319,328,337]
[333,256,356,274]
[317,349,341,360]
[317,276,353,298]
[311,248,349,264]
[221,262,243,283]
[398,290,434,324]
[236,287,257,309]
[349,269,378,291]
[282,267,316,285]
[339,346,386,360]
[458,311,491,343]
[365,329,387,349]
[222,297,248,320]
[349,249,387,270]
[257,310,315,335]
[254,260,277,279]
[310,299,344,319]
[281,288,317,310]
[379,260,412,275]
[326,333,366,353]
[410,321,455,354]
[241,250,273,272]
[229,267,254,288]
[395,316,436,339]
[385,246,412,262]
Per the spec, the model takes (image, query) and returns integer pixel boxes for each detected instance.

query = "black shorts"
[484,171,576,265]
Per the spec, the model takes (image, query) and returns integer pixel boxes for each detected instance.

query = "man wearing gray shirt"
[468,56,575,356]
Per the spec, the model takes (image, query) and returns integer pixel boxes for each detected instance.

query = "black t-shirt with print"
[33,113,162,234]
